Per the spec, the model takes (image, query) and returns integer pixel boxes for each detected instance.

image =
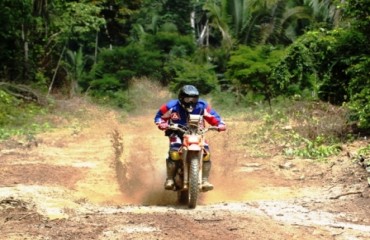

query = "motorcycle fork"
[182,149,188,189]
[182,150,203,190]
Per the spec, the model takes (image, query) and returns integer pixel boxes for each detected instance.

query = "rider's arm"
[202,102,226,132]
[155,104,171,131]
[154,100,177,124]
[203,104,224,126]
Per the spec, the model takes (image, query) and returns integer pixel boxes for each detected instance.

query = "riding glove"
[217,124,226,132]
[157,122,169,130]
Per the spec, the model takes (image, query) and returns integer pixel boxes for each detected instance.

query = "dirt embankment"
[0,98,370,240]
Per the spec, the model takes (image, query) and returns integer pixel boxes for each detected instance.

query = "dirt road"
[0,98,370,239]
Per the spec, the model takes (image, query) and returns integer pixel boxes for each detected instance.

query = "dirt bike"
[167,114,218,209]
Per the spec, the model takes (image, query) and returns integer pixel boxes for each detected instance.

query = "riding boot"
[202,161,214,191]
[164,159,176,190]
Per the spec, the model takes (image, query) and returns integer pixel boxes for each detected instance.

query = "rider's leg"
[202,145,213,191]
[164,135,182,190]
[164,158,177,190]
[202,160,214,191]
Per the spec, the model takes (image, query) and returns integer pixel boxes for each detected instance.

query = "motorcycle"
[167,114,218,208]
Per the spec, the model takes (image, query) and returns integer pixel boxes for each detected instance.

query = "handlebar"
[167,124,219,133]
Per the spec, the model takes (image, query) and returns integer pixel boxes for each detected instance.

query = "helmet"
[178,85,199,112]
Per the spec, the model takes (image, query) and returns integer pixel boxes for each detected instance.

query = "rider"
[154,85,226,191]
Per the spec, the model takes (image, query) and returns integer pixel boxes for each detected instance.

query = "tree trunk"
[22,23,29,80]
[94,30,98,64]
[47,44,66,96]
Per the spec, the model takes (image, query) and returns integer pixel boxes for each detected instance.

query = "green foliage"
[90,89,134,111]
[226,45,285,102]
[337,36,368,119]
[346,57,370,128]
[271,30,336,97]
[89,44,162,87]
[358,144,370,156]
[62,47,90,96]
[167,58,218,94]
[83,44,163,109]
[0,0,34,81]
[271,27,370,129]
[283,135,341,160]
[143,32,196,57]
[133,0,192,36]
[342,0,370,38]
[86,74,130,109]
[0,90,21,126]
[154,0,193,35]
[257,99,350,160]
[0,0,368,131]
[89,74,121,92]
[210,90,239,113]
[0,0,106,84]
[55,1,105,42]
[0,90,50,139]
[63,48,85,81]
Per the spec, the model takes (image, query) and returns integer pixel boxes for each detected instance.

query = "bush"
[271,28,370,129]
[226,45,285,102]
[0,90,49,140]
[81,44,163,108]
[271,31,336,98]
[90,44,162,88]
[143,31,196,57]
[0,90,21,125]
[258,99,351,160]
[167,58,218,94]
[347,56,370,129]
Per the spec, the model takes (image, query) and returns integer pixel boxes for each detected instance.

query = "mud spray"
[111,128,177,205]
[110,127,268,206]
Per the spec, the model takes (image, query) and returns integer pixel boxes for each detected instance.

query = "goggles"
[183,97,198,104]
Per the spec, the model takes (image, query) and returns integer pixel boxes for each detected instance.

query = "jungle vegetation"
[0,0,369,138]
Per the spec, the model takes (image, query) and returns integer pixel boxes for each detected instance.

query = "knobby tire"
[188,156,200,208]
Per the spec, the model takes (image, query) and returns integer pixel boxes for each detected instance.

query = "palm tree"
[226,0,312,45]
[304,0,342,28]
[63,47,87,97]
[201,0,233,49]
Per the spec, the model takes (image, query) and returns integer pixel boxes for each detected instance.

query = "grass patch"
[226,99,356,161]
[240,98,354,160]
[0,90,52,140]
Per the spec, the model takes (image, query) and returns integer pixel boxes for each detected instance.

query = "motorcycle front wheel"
[188,155,200,208]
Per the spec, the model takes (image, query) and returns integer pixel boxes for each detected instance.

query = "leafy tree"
[46,1,105,94]
[226,45,285,104]
[96,0,142,46]
[303,0,342,28]
[219,0,313,45]
[133,0,192,37]
[143,32,195,56]
[162,0,193,35]
[270,0,370,129]
[62,47,89,97]
[85,44,162,93]
[168,58,218,94]
[346,57,370,129]
[341,0,370,128]
[271,31,327,98]
[0,0,34,81]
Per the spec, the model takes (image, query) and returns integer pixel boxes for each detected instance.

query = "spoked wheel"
[188,157,200,208]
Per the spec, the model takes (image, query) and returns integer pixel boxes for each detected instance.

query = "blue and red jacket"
[154,99,224,126]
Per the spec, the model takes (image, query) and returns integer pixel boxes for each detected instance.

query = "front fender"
[187,144,202,151]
